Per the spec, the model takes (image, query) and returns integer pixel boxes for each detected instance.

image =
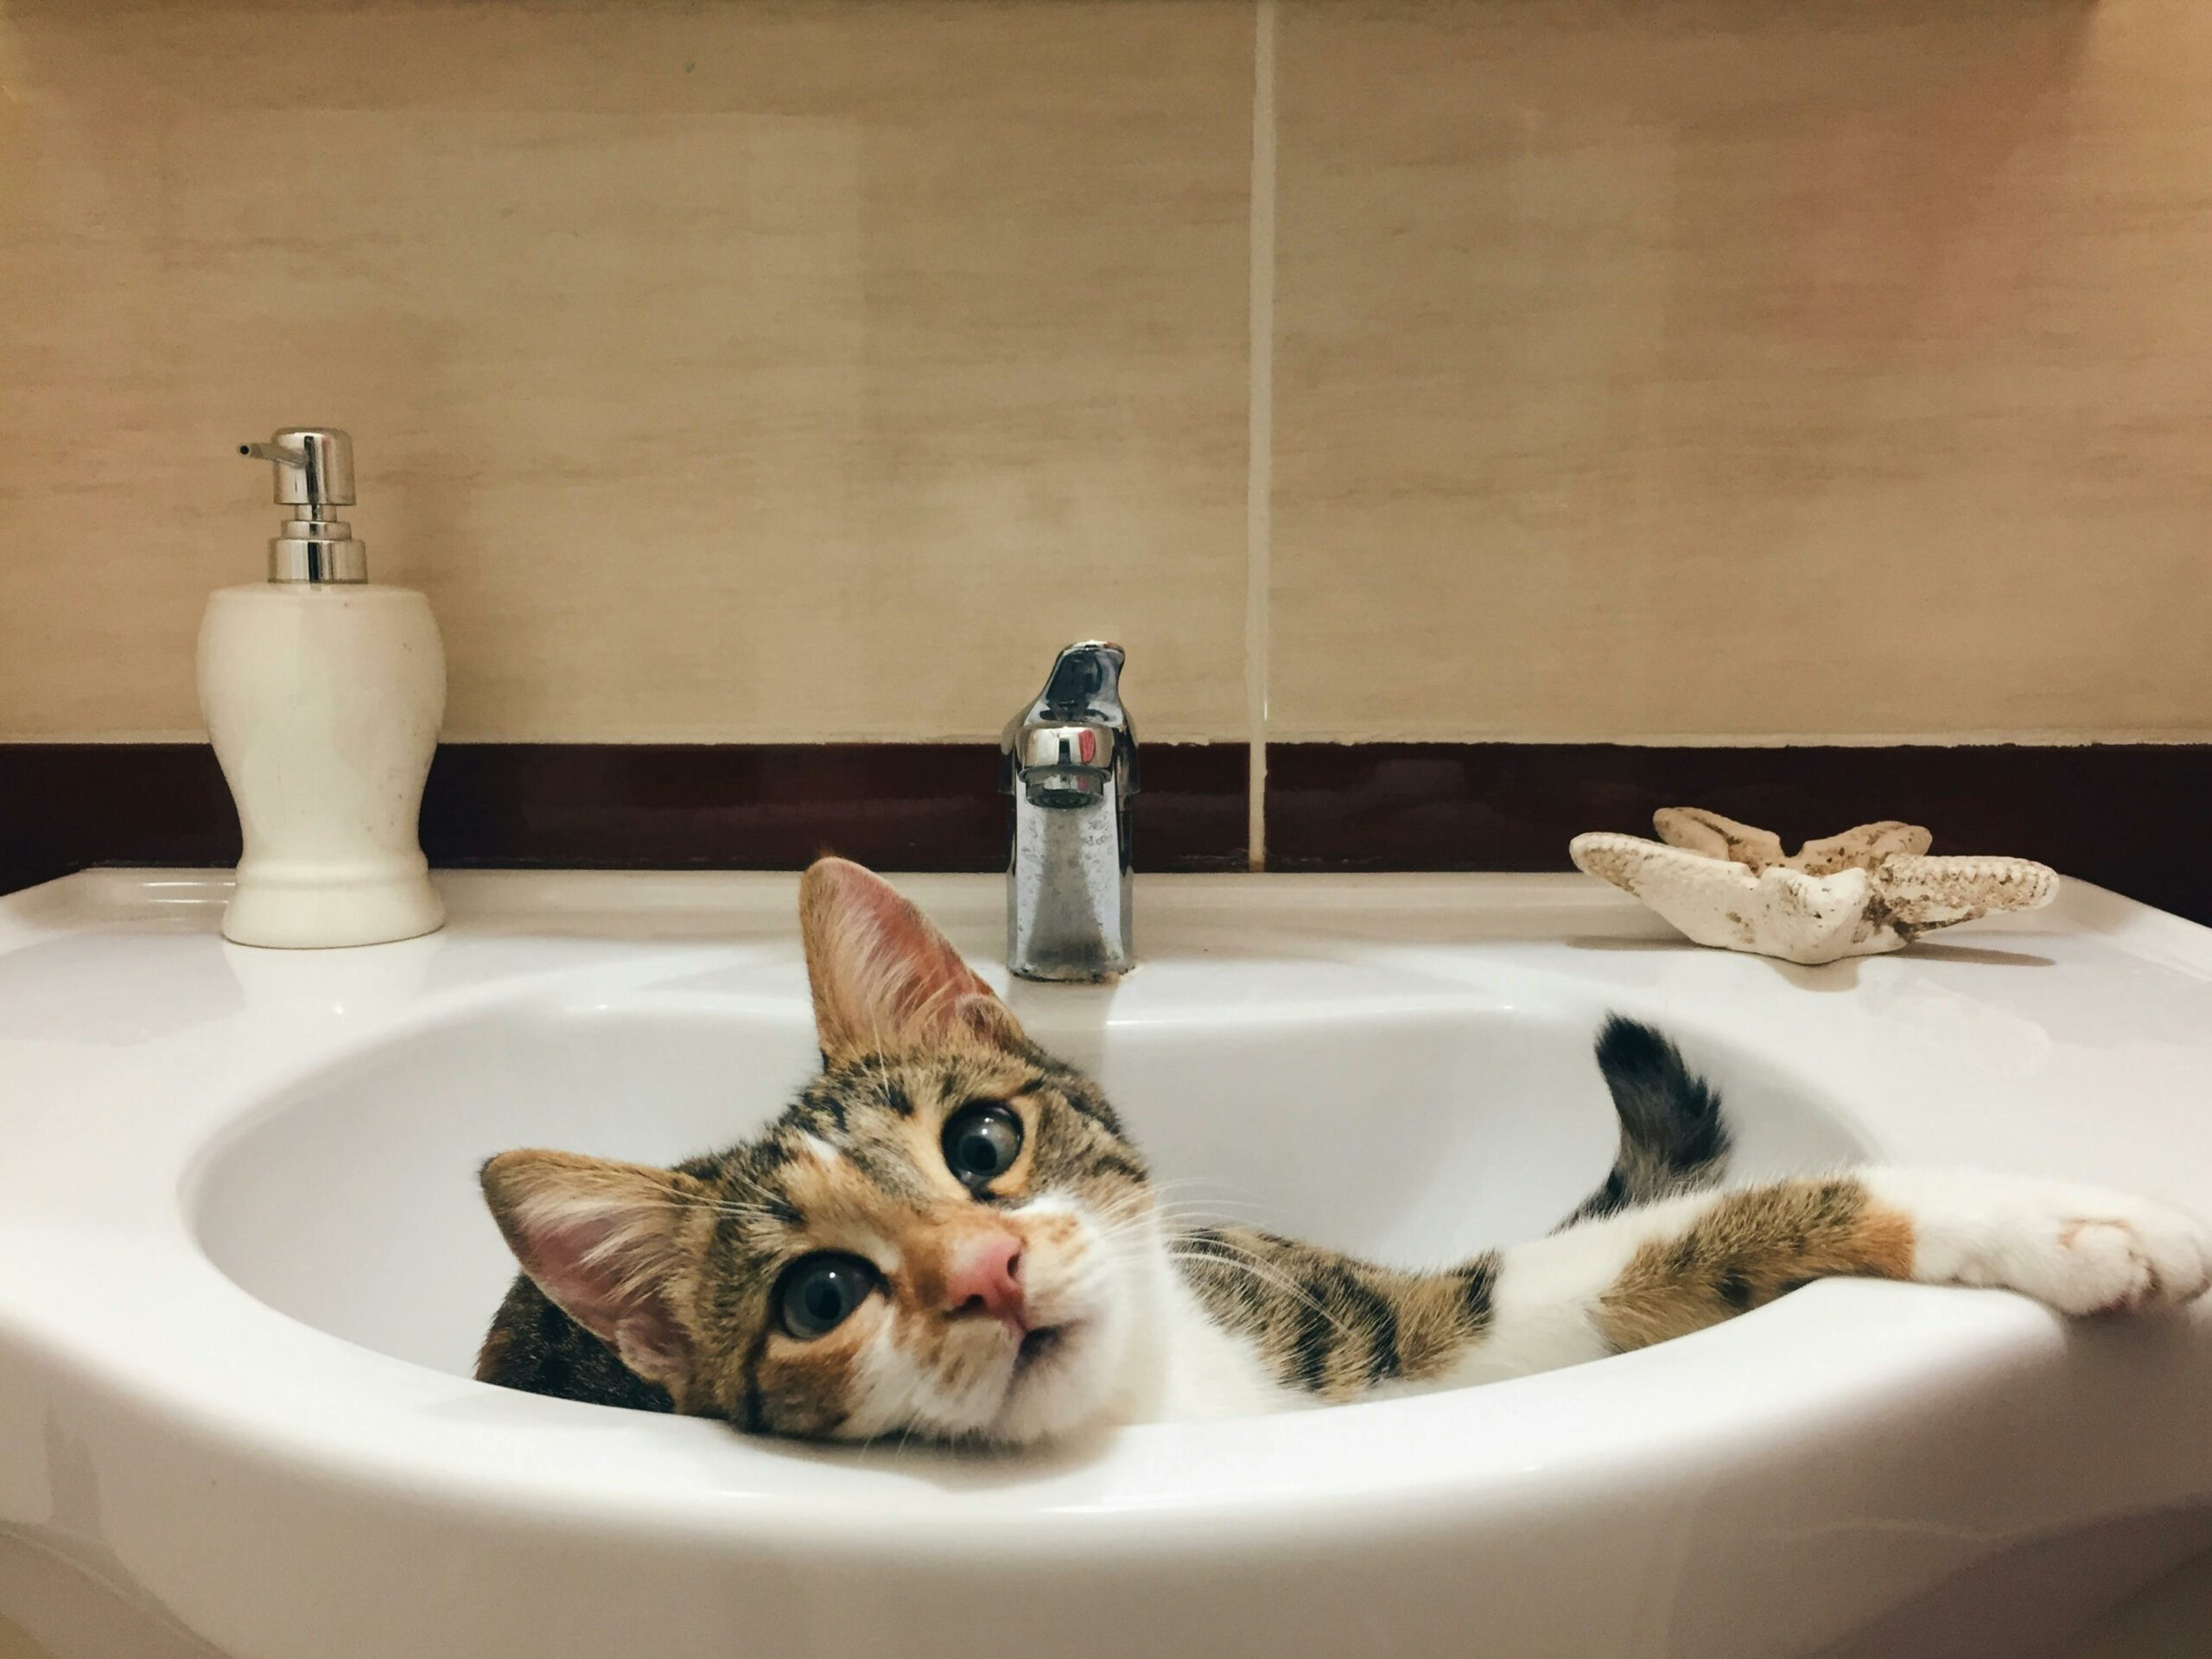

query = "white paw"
[2032,1200,2212,1314]
[1871,1171,2212,1316]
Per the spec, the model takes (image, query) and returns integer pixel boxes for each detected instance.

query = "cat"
[476,856,2212,1446]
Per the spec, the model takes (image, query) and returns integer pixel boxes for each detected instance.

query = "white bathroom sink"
[3,869,2211,1659]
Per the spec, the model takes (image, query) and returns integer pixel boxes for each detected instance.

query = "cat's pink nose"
[944,1232,1027,1330]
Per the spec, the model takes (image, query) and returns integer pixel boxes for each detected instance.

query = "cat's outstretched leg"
[1857,1169,2212,1317]
[1450,1170,2212,1387]
[1178,1173,2211,1404]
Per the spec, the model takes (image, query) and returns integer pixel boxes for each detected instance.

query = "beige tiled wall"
[1270,0,2212,741]
[3,0,2209,746]
[0,1,1253,741]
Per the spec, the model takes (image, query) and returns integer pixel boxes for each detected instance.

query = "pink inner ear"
[863,885,996,1015]
[516,1211,691,1377]
[811,858,1000,1043]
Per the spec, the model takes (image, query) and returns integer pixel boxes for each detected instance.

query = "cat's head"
[480,857,1160,1446]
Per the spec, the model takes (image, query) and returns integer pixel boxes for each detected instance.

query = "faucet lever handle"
[1001,641,1138,803]
[1038,640,1126,717]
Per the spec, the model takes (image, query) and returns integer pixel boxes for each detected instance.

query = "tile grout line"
[1245,0,1277,873]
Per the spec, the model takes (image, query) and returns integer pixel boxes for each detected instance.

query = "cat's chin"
[978,1237,1160,1447]
[984,1319,1111,1446]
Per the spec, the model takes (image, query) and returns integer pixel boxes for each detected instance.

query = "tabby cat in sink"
[475,858,2211,1446]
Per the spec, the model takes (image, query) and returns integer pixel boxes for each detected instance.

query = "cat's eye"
[942,1102,1023,1192]
[775,1253,879,1340]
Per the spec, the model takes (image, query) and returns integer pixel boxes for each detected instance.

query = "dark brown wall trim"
[0,742,1250,895]
[423,743,1249,874]
[1,743,240,898]
[4,741,2207,926]
[1268,742,2212,925]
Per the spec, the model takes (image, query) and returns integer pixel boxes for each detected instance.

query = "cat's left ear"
[480,1150,710,1394]
[799,856,1026,1065]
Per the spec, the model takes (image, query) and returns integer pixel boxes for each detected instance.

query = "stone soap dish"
[1569,808,2058,966]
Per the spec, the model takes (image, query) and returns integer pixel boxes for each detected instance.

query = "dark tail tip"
[1593,1014,1728,1171]
[1594,1013,1673,1082]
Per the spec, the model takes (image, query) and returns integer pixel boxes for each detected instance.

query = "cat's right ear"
[480,1150,709,1393]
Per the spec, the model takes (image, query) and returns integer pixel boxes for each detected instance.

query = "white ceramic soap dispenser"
[198,428,447,948]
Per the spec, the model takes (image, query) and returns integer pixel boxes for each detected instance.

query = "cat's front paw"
[1872,1172,2212,1316]
[2036,1199,2212,1315]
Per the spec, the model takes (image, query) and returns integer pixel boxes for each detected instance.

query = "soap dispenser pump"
[198,428,447,948]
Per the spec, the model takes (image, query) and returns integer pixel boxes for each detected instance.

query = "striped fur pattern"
[1177,1229,1501,1402]
[478,858,2212,1446]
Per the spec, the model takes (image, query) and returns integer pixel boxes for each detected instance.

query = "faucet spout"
[1000,643,1136,982]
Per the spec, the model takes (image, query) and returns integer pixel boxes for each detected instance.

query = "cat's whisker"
[1163,1249,1357,1338]
[1166,1269,1351,1342]
[1146,1176,1265,1198]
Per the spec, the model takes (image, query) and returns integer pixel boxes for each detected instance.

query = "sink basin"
[193,958,1863,1382]
[3,869,2211,1659]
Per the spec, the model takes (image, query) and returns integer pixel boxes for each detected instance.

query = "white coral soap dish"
[1569,807,2057,966]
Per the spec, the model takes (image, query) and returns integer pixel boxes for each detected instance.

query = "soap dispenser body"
[198,582,446,948]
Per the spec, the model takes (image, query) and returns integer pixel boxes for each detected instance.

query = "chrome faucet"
[1000,642,1136,982]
